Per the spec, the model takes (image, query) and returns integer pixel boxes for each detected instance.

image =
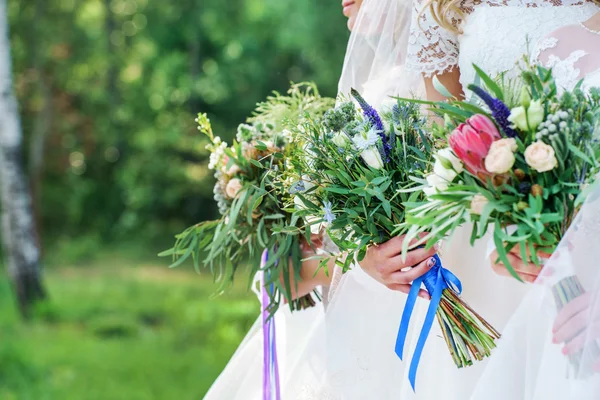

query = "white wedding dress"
[468,16,600,400]
[282,1,600,399]
[204,1,600,398]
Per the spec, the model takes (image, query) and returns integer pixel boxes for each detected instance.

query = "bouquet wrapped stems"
[397,253,500,388]
[438,289,501,367]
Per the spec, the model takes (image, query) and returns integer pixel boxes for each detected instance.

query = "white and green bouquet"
[401,64,600,279]
[284,90,500,385]
[400,65,600,375]
[160,83,334,313]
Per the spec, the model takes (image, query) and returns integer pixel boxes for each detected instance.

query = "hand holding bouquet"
[160,83,334,313]
[401,64,600,377]
[402,64,600,280]
[284,90,500,388]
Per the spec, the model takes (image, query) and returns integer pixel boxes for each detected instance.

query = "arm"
[283,235,334,301]
[423,67,464,101]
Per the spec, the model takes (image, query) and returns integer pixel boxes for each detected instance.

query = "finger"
[386,283,431,299]
[378,233,431,258]
[388,257,436,285]
[490,253,538,283]
[553,292,592,335]
[509,245,552,262]
[492,251,542,278]
[380,247,437,275]
[562,320,600,355]
[594,357,600,373]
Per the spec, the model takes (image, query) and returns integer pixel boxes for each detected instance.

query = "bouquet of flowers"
[400,65,600,375]
[160,83,334,313]
[284,89,500,388]
[402,64,600,279]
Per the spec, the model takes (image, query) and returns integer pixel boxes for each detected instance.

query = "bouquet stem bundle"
[552,276,600,377]
[397,253,500,388]
[437,289,501,367]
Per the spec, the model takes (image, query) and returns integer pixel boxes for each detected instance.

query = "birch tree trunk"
[0,0,45,317]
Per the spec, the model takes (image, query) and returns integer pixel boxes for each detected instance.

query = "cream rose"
[225,178,243,199]
[485,147,515,174]
[489,138,517,153]
[525,141,558,173]
[470,194,489,215]
[225,163,241,176]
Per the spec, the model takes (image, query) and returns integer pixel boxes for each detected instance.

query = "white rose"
[484,147,515,174]
[527,100,545,131]
[225,178,243,199]
[489,138,517,153]
[525,141,558,173]
[426,173,450,192]
[508,106,528,131]
[360,147,384,170]
[470,194,489,215]
[436,148,464,173]
[332,132,350,148]
[433,158,458,183]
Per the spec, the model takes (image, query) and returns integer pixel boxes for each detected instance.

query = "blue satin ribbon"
[394,254,462,391]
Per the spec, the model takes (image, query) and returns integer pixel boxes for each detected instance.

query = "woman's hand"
[489,246,551,283]
[284,233,334,300]
[553,292,600,372]
[359,234,438,299]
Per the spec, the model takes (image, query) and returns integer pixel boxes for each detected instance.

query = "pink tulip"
[449,115,501,175]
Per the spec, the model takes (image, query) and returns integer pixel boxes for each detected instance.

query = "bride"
[469,10,600,400]
[281,0,600,399]
[206,0,600,398]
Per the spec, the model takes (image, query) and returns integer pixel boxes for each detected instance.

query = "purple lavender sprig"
[351,88,391,162]
[468,84,518,138]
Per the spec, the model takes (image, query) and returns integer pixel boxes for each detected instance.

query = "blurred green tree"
[9,0,348,252]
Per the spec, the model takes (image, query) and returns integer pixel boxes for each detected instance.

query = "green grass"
[0,255,257,400]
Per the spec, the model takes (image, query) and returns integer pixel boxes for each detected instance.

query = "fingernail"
[562,347,569,355]
[594,363,600,373]
[427,257,435,268]
[552,336,557,343]
[418,292,431,300]
[434,241,441,252]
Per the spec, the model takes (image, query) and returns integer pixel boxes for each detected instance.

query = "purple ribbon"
[261,249,281,400]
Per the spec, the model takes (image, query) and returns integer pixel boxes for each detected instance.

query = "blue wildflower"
[468,84,518,138]
[323,201,336,224]
[288,180,306,194]
[351,88,391,162]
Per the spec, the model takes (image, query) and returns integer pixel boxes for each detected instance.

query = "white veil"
[337,0,423,105]
[470,181,600,400]
[204,1,426,398]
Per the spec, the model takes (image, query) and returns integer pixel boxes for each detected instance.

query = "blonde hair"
[423,0,464,34]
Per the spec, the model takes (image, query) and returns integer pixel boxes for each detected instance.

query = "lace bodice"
[407,0,599,92]
[533,21,600,92]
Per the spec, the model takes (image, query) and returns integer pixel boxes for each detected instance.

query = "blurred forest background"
[0,0,348,398]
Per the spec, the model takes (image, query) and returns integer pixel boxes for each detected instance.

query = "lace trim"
[407,0,596,75]
[532,37,558,63]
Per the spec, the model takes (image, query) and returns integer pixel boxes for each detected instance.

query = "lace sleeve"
[406,0,461,77]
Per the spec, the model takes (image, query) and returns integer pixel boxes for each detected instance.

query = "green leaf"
[471,64,504,101]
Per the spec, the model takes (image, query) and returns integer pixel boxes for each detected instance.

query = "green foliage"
[162,83,334,313]
[402,64,600,274]
[10,0,349,246]
[285,95,433,271]
[0,261,256,399]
